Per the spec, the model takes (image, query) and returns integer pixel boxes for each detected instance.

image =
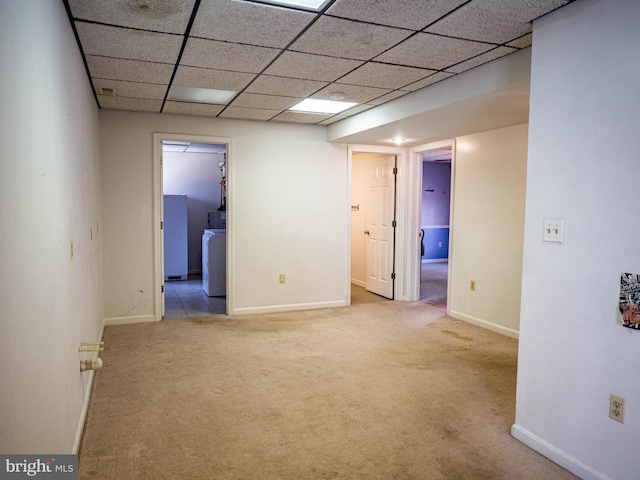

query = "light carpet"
[79,300,576,479]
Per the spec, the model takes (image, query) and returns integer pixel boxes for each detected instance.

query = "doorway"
[349,146,405,303]
[419,147,452,307]
[153,133,233,321]
[406,140,455,307]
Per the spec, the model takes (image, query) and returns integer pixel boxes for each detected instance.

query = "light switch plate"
[543,219,564,243]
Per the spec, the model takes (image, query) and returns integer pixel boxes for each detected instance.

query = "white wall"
[448,124,528,338]
[514,1,640,479]
[100,112,349,320]
[0,1,103,453]
[163,150,224,273]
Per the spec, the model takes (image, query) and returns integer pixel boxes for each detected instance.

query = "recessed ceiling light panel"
[248,0,332,11]
[168,86,237,105]
[289,98,358,115]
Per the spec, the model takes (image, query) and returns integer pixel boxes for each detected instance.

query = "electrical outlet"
[279,274,285,284]
[470,280,476,291]
[609,394,625,423]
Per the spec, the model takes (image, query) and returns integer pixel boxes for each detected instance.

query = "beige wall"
[448,124,528,337]
[0,0,103,453]
[100,111,350,320]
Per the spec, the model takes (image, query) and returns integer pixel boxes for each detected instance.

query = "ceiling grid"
[65,0,572,124]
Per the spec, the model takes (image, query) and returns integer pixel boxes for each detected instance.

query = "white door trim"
[408,139,456,307]
[152,133,234,321]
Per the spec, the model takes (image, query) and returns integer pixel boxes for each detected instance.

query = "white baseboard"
[104,314,157,326]
[73,319,105,454]
[447,310,519,339]
[421,258,448,264]
[351,278,365,287]
[511,424,609,480]
[231,299,348,316]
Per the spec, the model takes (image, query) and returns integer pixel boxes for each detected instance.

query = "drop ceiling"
[65,0,573,129]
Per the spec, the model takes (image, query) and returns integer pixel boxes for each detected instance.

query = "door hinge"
[391,272,396,280]
[161,285,164,293]
[392,220,397,228]
[160,155,163,165]
[393,167,398,175]
[160,221,164,230]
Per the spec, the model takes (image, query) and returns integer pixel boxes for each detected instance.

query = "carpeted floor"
[79,300,576,479]
[420,262,448,306]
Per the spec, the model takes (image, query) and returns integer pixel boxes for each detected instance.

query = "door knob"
[364,230,370,235]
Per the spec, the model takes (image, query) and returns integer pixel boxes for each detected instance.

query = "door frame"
[407,139,456,307]
[348,145,408,302]
[152,132,234,321]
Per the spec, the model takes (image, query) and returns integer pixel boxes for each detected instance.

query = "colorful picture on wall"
[619,273,640,330]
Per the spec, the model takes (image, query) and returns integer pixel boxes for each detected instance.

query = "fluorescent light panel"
[168,86,236,105]
[248,0,332,11]
[289,98,358,114]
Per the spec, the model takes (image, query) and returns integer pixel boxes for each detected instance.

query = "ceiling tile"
[400,71,455,91]
[312,83,390,103]
[271,111,331,124]
[98,96,162,112]
[425,0,570,44]
[263,51,363,82]
[318,104,375,124]
[191,0,315,48]
[92,79,166,99]
[289,16,412,61]
[326,0,467,30]
[246,75,328,97]
[181,38,280,73]
[86,56,174,84]
[446,46,518,74]
[230,93,298,110]
[75,22,182,64]
[374,33,494,70]
[173,66,255,91]
[67,0,195,34]
[337,62,436,89]
[163,102,225,116]
[219,106,281,121]
[507,33,532,49]
[366,90,410,105]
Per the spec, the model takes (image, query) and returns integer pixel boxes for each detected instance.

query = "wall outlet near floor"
[470,280,476,291]
[279,274,286,284]
[609,394,625,423]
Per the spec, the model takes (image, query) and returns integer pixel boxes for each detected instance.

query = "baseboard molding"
[511,424,609,480]
[447,310,519,339]
[104,314,157,326]
[351,278,365,288]
[421,258,448,264]
[231,299,348,316]
[73,319,105,454]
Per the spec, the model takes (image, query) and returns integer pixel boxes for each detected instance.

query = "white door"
[365,155,396,298]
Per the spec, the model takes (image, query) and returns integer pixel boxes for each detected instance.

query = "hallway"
[420,261,448,306]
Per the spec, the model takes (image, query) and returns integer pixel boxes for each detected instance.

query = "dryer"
[202,229,226,296]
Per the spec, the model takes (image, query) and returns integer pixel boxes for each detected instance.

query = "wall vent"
[98,86,116,96]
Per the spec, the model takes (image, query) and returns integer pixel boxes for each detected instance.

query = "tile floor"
[164,274,226,318]
[163,263,447,320]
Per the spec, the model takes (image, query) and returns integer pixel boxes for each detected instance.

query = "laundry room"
[162,140,227,313]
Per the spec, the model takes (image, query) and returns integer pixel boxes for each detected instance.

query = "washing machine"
[202,229,226,296]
